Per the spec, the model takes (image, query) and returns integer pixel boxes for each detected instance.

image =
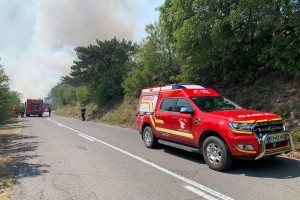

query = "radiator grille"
[253,120,285,136]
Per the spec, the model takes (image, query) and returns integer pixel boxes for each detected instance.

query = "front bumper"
[233,131,294,159]
[255,132,294,160]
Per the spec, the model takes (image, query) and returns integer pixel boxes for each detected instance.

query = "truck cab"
[136,84,294,171]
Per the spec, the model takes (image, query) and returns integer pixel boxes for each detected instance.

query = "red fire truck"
[136,84,294,171]
[25,99,44,117]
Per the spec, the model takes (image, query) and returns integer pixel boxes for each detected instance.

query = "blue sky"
[0,0,165,101]
[135,1,164,41]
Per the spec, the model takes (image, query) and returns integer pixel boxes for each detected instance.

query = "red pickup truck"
[25,99,44,117]
[136,84,294,171]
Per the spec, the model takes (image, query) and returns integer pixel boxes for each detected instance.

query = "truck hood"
[204,109,281,122]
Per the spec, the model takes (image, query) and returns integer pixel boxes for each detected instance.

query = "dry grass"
[54,102,82,119]
[0,119,22,200]
[282,151,300,160]
[56,99,138,129]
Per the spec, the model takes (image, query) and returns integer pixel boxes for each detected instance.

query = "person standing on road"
[48,106,51,116]
[13,105,18,118]
[20,104,25,117]
[80,104,86,121]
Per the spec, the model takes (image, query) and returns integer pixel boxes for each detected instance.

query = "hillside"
[216,70,300,136]
[55,71,300,152]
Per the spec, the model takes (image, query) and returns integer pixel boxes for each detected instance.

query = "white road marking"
[57,123,64,127]
[47,118,234,200]
[78,134,94,141]
[184,185,218,200]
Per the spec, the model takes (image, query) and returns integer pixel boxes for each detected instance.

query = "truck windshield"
[190,96,243,112]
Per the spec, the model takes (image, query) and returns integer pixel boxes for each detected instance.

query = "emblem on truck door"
[179,118,186,129]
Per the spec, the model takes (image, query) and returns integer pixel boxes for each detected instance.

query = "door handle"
[172,117,177,120]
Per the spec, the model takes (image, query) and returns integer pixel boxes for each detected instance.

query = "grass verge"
[55,99,138,129]
[0,119,22,200]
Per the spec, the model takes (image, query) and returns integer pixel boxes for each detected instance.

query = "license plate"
[267,134,286,143]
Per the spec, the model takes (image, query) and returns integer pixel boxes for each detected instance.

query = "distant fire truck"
[25,99,44,117]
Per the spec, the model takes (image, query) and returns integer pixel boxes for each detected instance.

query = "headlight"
[229,122,255,131]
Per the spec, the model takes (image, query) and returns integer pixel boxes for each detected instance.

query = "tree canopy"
[0,60,22,122]
[50,0,300,107]
[159,0,300,84]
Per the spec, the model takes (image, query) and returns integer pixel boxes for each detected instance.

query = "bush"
[64,86,77,105]
[76,86,89,104]
[292,130,300,150]
[275,103,291,119]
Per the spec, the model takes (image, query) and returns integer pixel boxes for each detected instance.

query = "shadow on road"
[0,119,49,184]
[12,140,49,183]
[226,156,300,179]
[161,145,206,164]
[157,144,300,179]
[1,119,30,130]
[0,119,21,126]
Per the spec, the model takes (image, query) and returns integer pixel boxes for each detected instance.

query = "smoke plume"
[0,0,158,101]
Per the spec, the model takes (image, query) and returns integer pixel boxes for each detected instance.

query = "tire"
[202,136,233,171]
[143,126,158,149]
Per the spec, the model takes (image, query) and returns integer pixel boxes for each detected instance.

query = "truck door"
[154,98,177,140]
[170,98,194,144]
[154,98,194,144]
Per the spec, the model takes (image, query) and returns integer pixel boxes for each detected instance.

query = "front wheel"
[202,136,233,171]
[143,126,158,149]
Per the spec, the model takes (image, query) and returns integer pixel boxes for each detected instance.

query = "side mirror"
[180,107,194,115]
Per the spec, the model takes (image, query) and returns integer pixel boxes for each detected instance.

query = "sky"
[0,0,164,102]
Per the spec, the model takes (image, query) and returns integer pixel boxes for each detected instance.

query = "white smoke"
[0,0,163,101]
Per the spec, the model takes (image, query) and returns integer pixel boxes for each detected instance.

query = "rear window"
[138,95,158,114]
[32,104,39,110]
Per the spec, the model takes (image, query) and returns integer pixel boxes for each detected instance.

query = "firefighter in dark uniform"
[80,104,86,121]
[48,106,51,116]
[20,104,25,117]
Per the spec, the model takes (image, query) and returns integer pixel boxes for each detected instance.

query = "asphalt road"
[12,115,300,200]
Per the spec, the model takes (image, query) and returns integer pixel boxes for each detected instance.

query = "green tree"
[259,0,300,77]
[51,82,67,107]
[63,85,77,105]
[51,83,78,107]
[70,37,135,105]
[0,62,22,121]
[123,23,180,97]
[0,62,8,89]
[76,86,89,104]
[159,0,300,84]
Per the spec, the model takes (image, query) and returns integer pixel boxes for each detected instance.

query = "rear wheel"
[203,136,233,171]
[143,126,158,149]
